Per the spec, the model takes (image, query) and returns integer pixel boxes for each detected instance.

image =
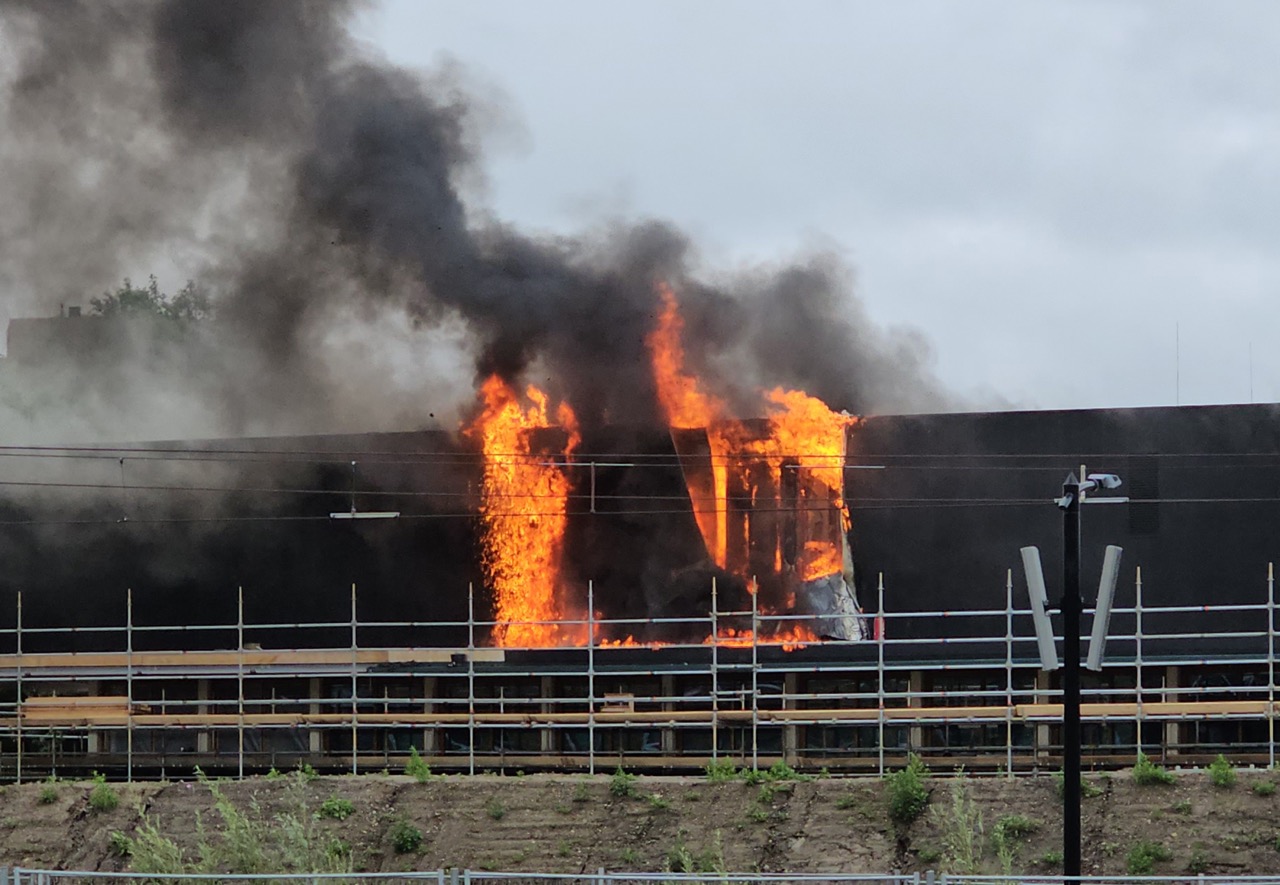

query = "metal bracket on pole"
[1019,547,1060,671]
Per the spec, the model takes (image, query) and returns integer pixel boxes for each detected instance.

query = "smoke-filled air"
[0,0,951,445]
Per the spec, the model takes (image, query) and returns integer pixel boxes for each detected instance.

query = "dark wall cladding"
[0,431,489,652]
[0,403,1278,655]
[849,402,1280,642]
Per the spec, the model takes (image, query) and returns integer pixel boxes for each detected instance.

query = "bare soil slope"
[2,769,1279,876]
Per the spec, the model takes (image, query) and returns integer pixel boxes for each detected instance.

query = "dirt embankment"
[2,769,1279,875]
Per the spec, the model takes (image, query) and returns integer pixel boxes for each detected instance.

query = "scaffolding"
[0,564,1276,781]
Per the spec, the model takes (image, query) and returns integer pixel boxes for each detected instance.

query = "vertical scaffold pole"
[877,573,885,777]
[15,590,22,785]
[588,579,596,776]
[1135,567,1144,755]
[467,582,475,776]
[1269,563,1275,769]
[126,588,133,784]
[350,583,358,775]
[237,585,244,780]
[1005,569,1014,778]
[751,578,759,772]
[711,577,719,763]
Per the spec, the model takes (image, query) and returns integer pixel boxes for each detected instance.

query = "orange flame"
[466,374,582,647]
[647,283,856,586]
[647,282,731,567]
[708,624,820,653]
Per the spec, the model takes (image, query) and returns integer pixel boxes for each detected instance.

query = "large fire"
[650,284,849,589]
[647,283,731,566]
[465,374,583,647]
[646,283,857,645]
[465,283,859,650]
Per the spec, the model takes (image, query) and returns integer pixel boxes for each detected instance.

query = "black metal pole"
[1062,476,1082,879]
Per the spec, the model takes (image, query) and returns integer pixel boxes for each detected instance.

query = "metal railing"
[3,872,916,885]
[10,871,1280,885]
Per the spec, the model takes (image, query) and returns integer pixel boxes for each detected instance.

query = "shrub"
[1254,781,1276,797]
[766,760,807,781]
[295,762,318,783]
[485,798,506,820]
[125,771,352,875]
[405,746,432,783]
[389,820,422,854]
[1133,752,1176,786]
[609,767,639,799]
[318,796,354,821]
[887,754,929,824]
[1187,846,1210,874]
[89,773,119,813]
[1209,754,1236,788]
[705,758,738,783]
[667,841,694,873]
[993,814,1039,839]
[935,774,983,874]
[38,785,58,805]
[667,832,725,874]
[757,782,782,804]
[647,793,671,810]
[109,830,132,857]
[991,814,1039,875]
[572,779,591,803]
[1127,840,1172,875]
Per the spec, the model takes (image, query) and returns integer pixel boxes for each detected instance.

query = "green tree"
[90,276,211,324]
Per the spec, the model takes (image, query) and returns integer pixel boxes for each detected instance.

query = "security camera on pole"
[1021,472,1127,879]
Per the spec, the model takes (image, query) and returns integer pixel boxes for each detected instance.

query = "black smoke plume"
[0,0,949,443]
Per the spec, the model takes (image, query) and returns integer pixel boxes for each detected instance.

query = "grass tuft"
[1133,752,1176,786]
[88,772,119,813]
[1127,840,1172,875]
[317,796,354,821]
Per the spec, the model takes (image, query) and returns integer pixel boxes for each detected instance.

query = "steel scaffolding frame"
[0,565,1275,781]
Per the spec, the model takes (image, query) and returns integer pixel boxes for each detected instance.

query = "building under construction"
[0,402,1278,780]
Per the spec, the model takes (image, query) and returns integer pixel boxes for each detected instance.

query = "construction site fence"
[8,871,1280,885]
[0,564,1277,780]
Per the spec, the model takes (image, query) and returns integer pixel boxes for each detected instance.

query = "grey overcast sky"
[354,0,1280,412]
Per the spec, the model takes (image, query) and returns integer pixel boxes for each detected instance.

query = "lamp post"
[1055,471,1123,879]
[1060,474,1084,879]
